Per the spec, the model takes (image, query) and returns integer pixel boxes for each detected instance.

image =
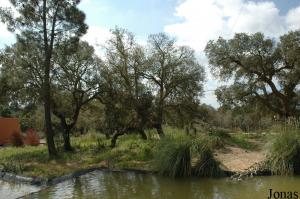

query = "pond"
[0,180,40,199]
[3,171,300,199]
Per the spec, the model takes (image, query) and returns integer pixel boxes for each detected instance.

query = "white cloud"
[164,0,288,52]
[0,23,13,39]
[0,0,12,7]
[82,26,112,57]
[82,26,148,57]
[286,6,300,31]
[0,0,15,44]
[164,0,300,107]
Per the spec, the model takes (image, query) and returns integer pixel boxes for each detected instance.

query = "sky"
[1,0,300,107]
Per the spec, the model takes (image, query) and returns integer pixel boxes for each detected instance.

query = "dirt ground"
[214,140,266,172]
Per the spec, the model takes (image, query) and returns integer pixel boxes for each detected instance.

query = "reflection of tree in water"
[0,181,40,199]
[73,177,84,199]
[101,172,122,198]
[74,171,105,199]
[153,177,194,199]
[96,172,157,199]
[29,173,300,199]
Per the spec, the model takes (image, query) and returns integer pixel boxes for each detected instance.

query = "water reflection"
[27,171,300,199]
[0,180,40,199]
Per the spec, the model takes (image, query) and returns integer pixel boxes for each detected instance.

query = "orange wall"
[0,118,21,145]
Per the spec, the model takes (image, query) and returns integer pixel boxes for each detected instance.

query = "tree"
[0,39,42,117]
[0,0,88,156]
[100,28,153,147]
[52,41,101,151]
[145,33,205,137]
[205,31,300,118]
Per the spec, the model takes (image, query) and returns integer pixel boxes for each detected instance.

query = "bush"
[267,127,300,175]
[10,131,24,147]
[191,140,223,177]
[154,137,191,177]
[154,136,223,178]
[24,129,40,146]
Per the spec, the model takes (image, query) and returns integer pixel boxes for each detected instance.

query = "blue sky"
[1,0,300,107]
[78,0,300,38]
[79,0,180,39]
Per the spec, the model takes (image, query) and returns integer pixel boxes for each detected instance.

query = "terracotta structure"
[0,118,21,145]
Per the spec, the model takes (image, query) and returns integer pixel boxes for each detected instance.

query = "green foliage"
[205,31,300,117]
[267,126,300,175]
[154,137,192,177]
[153,135,223,178]
[191,139,223,177]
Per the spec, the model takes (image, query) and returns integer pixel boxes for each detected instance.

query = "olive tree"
[205,31,300,118]
[100,28,153,147]
[52,41,101,151]
[144,33,205,137]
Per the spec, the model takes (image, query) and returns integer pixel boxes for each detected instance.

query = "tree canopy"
[0,0,88,156]
[205,31,300,118]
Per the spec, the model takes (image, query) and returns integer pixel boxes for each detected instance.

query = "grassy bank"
[0,133,156,179]
[0,127,261,179]
[267,124,300,175]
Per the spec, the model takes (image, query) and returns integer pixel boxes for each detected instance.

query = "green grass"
[0,125,266,179]
[267,125,300,175]
[207,128,258,150]
[0,133,156,178]
[226,134,256,150]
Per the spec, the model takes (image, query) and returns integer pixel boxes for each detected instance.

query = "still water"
[2,171,300,199]
[0,180,40,199]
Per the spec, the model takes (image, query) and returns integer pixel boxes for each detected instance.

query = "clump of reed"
[153,137,191,177]
[267,123,300,175]
[191,139,223,177]
[153,136,223,178]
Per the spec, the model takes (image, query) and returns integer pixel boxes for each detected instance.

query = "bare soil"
[214,140,266,172]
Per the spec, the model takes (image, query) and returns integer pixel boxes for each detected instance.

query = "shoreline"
[0,167,155,187]
[0,164,272,187]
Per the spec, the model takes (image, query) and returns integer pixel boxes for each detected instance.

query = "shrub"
[24,129,40,146]
[154,137,191,177]
[10,131,24,147]
[191,140,223,177]
[154,136,223,178]
[267,128,300,175]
